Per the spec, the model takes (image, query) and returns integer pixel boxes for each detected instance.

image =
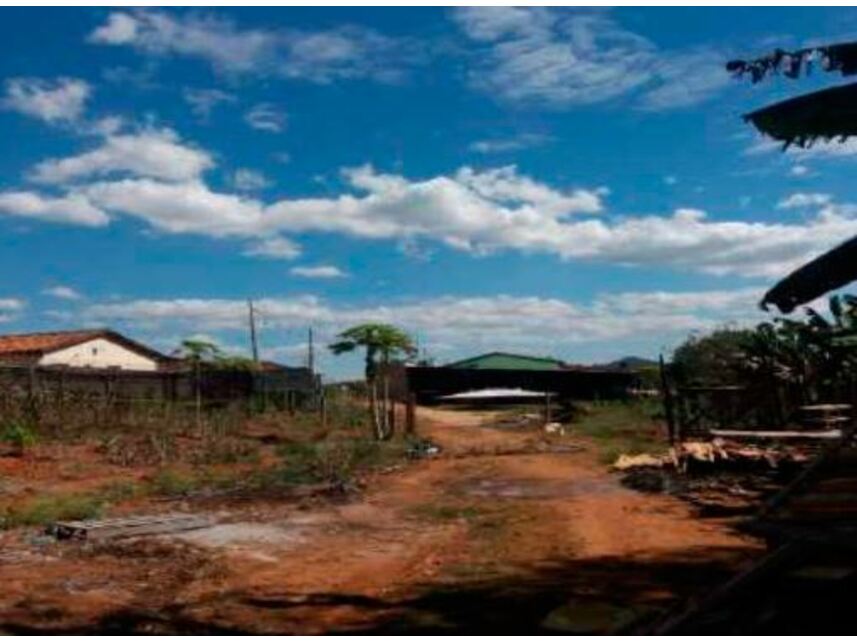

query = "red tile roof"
[0,329,166,361]
[0,329,106,356]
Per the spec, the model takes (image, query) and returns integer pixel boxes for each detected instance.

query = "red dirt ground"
[0,407,762,634]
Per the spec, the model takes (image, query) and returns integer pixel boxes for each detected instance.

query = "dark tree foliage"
[674,297,857,401]
[671,328,756,387]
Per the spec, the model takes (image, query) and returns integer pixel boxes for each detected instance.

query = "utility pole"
[307,327,315,373]
[248,299,259,364]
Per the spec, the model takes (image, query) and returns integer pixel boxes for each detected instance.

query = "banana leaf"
[745,81,857,147]
[761,234,857,313]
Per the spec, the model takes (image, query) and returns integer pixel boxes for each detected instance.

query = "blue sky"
[2,6,857,378]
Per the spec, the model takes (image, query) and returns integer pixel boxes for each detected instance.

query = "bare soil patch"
[0,406,761,634]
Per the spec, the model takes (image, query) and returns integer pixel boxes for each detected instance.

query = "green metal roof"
[444,352,565,371]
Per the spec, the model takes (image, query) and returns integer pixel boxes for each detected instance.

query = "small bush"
[270,435,403,487]
[571,400,666,462]
[98,480,142,503]
[147,469,197,497]
[0,422,38,455]
[2,492,103,528]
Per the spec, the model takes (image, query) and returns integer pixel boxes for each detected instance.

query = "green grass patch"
[0,422,38,455]
[98,479,143,503]
[2,492,104,529]
[147,468,199,496]
[571,400,667,464]
[268,434,409,487]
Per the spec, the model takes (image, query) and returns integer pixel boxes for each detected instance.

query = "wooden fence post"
[319,390,327,427]
[405,393,417,435]
[659,354,677,445]
[388,401,397,437]
[287,390,296,415]
[58,368,66,431]
[544,393,552,424]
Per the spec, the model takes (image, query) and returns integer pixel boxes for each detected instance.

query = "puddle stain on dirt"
[460,476,619,500]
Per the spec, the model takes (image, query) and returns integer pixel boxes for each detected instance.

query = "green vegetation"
[174,338,258,371]
[0,422,38,456]
[673,295,857,403]
[1,391,411,531]
[571,401,666,464]
[270,434,408,486]
[671,328,756,387]
[2,491,104,529]
[148,468,199,496]
[329,322,415,440]
[329,323,416,382]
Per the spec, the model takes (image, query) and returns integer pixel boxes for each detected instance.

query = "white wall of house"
[38,338,158,371]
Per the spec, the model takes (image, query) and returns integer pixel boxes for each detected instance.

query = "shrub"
[2,492,103,529]
[0,422,38,455]
[147,469,197,496]
[98,480,142,503]
[272,435,402,486]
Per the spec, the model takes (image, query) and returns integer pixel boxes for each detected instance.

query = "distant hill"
[598,356,659,371]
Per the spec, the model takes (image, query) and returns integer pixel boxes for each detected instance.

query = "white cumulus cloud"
[453,7,729,110]
[244,103,287,132]
[42,285,83,300]
[0,191,108,226]
[30,127,214,184]
[2,77,91,124]
[89,10,418,83]
[242,237,302,260]
[232,168,272,191]
[290,265,348,279]
[80,286,769,370]
[183,87,236,121]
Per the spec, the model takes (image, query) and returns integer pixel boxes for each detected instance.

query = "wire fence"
[0,364,320,434]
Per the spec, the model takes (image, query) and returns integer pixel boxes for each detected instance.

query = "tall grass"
[571,400,667,463]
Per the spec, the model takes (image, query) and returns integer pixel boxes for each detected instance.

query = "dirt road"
[0,407,760,634]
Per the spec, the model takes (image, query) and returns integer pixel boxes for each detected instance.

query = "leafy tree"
[173,339,260,371]
[329,324,416,381]
[675,296,857,407]
[329,323,415,440]
[671,328,757,386]
[174,339,223,365]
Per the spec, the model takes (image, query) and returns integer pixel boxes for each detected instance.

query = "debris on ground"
[50,513,212,541]
[407,438,442,459]
[493,413,544,430]
[613,438,812,516]
[612,438,812,474]
[544,422,565,435]
[613,453,671,470]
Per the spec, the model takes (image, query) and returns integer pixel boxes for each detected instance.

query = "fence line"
[0,363,320,432]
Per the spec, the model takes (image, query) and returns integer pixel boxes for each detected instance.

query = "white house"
[0,329,167,371]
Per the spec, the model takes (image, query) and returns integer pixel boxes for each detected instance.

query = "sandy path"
[0,407,760,634]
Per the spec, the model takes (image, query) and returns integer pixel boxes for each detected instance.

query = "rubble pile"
[613,438,813,516]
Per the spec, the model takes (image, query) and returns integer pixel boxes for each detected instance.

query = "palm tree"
[329,323,415,440]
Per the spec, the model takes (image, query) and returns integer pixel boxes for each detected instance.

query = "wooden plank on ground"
[709,429,842,439]
[53,513,211,541]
